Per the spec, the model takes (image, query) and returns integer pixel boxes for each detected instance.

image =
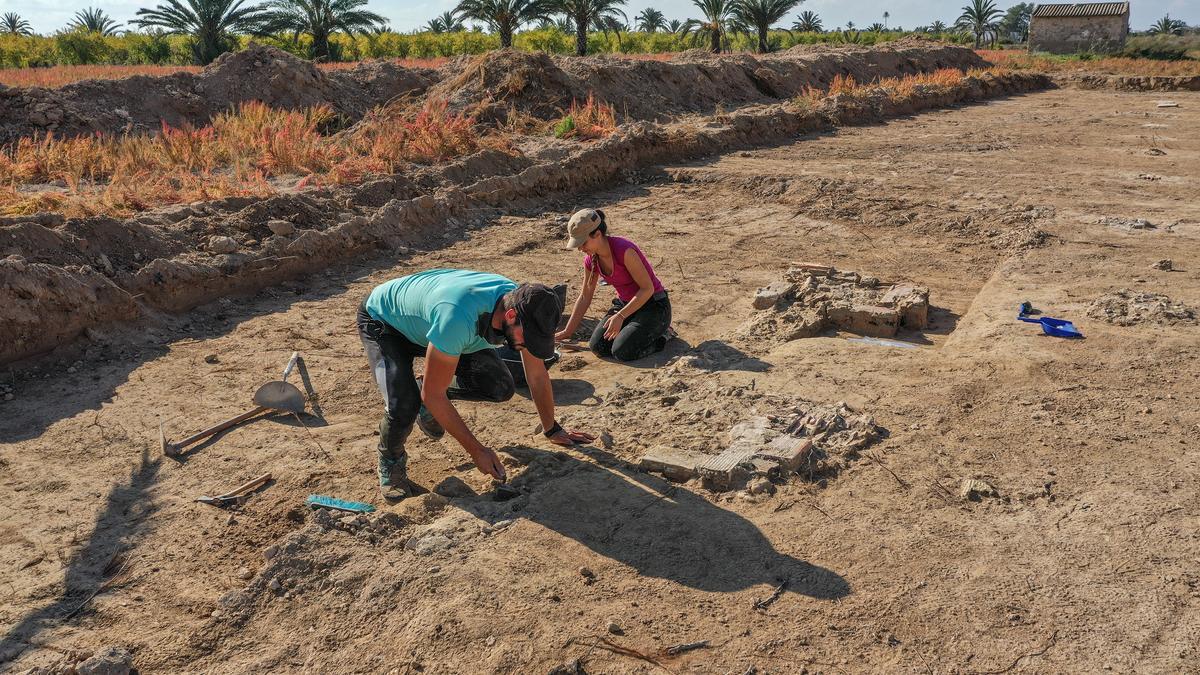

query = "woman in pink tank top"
[556,208,674,362]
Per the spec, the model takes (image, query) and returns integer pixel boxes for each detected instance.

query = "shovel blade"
[252,381,306,414]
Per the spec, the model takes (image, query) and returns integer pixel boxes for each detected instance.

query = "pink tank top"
[584,236,666,303]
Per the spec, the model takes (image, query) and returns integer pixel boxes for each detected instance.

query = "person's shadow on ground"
[462,445,850,600]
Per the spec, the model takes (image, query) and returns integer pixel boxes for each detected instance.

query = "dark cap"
[509,283,562,360]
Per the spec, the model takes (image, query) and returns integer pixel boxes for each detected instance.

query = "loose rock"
[267,219,296,236]
[75,647,133,675]
[208,236,239,254]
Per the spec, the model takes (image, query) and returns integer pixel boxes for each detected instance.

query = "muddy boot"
[378,455,409,501]
[378,416,412,501]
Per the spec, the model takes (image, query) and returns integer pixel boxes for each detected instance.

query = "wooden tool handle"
[282,352,301,382]
[224,473,272,498]
[176,407,267,450]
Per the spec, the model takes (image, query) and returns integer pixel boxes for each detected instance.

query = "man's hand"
[554,329,572,342]
[468,446,507,481]
[548,427,596,447]
[602,313,625,340]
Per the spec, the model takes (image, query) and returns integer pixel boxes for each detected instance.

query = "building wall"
[1028,14,1129,54]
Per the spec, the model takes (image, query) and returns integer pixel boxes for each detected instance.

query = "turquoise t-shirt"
[364,269,517,356]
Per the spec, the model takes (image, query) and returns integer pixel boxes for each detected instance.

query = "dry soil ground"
[2,88,1198,674]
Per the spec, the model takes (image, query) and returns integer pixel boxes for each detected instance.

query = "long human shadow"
[0,446,160,664]
[477,445,849,599]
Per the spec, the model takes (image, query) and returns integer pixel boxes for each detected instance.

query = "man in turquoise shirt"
[358,269,594,500]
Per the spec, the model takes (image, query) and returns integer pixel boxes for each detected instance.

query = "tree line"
[0,0,1194,66]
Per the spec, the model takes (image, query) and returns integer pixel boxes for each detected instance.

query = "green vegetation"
[259,0,389,60]
[2,13,35,36]
[956,0,1001,48]
[733,0,804,53]
[69,8,124,36]
[0,28,972,69]
[132,0,271,64]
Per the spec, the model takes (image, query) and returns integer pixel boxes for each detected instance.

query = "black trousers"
[357,303,515,463]
[589,293,672,362]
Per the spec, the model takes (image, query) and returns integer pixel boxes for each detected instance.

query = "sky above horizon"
[8,0,1198,38]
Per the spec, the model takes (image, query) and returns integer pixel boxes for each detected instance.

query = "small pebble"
[579,566,595,579]
[204,354,219,364]
[268,578,281,592]
[226,515,237,526]
[263,545,279,560]
[607,621,624,635]
[237,567,253,580]
[428,566,441,574]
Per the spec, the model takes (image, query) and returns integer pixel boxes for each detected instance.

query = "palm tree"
[732,0,800,53]
[1149,14,1186,35]
[866,21,885,32]
[956,0,1000,48]
[427,11,465,32]
[69,8,123,35]
[927,19,947,33]
[551,0,627,56]
[2,12,35,35]
[667,18,683,32]
[454,0,553,47]
[635,7,666,32]
[678,0,737,53]
[260,0,387,60]
[134,0,269,65]
[791,10,820,32]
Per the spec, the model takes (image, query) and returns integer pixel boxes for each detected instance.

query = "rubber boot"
[377,415,412,501]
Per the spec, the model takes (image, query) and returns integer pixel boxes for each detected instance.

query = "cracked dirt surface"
[1,89,1198,673]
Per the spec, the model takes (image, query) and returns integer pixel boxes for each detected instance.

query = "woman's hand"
[548,428,596,447]
[603,313,625,340]
[554,329,572,342]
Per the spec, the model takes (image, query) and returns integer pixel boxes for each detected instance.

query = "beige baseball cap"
[565,208,602,249]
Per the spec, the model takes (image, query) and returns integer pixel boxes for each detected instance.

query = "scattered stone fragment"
[1088,289,1197,326]
[752,281,795,310]
[1151,259,1173,271]
[263,545,279,560]
[225,514,237,526]
[579,566,595,580]
[639,447,705,481]
[75,647,133,675]
[1098,216,1155,230]
[204,354,219,364]
[237,567,253,580]
[268,578,282,592]
[267,219,296,236]
[208,235,239,254]
[959,479,998,501]
[607,621,624,635]
[746,477,775,495]
[1156,100,1179,108]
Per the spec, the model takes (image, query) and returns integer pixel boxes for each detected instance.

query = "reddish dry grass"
[0,98,478,216]
[555,93,618,140]
[796,67,996,108]
[977,49,1200,76]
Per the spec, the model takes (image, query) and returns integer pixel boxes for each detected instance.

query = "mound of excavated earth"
[0,44,439,143]
[431,38,987,122]
[1,39,986,142]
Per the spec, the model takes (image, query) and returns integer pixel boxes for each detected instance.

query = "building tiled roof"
[1032,2,1130,18]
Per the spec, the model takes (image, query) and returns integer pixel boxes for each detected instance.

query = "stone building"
[1028,2,1130,54]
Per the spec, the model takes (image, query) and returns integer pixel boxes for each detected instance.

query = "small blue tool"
[306,494,376,514]
[1018,305,1083,339]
